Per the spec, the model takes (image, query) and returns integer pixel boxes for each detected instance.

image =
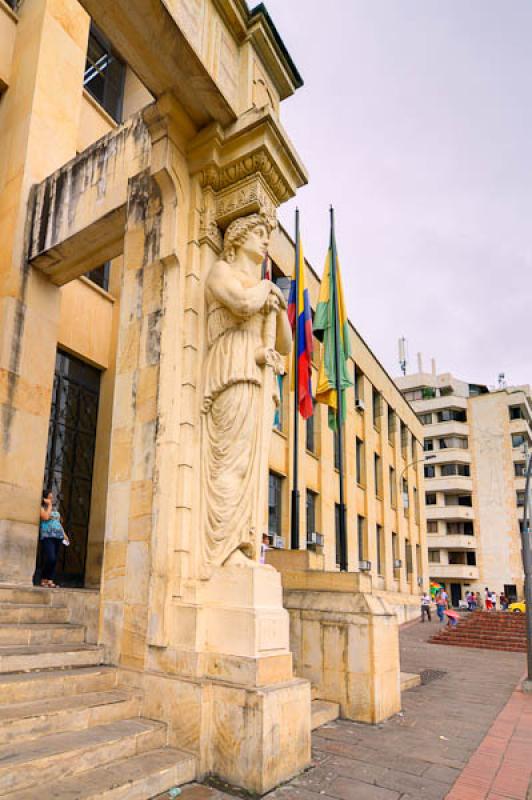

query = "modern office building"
[396,367,530,606]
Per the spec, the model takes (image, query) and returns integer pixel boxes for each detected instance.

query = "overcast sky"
[263,0,532,388]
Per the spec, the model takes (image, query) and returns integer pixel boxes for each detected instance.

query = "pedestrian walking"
[421,592,432,622]
[485,587,492,611]
[435,591,447,623]
[500,592,509,611]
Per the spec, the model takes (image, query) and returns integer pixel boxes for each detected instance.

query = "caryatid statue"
[200,213,291,578]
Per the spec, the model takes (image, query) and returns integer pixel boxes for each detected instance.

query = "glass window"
[84,23,126,122]
[424,464,435,479]
[411,436,417,460]
[392,532,399,566]
[509,405,524,421]
[405,542,413,573]
[466,551,477,566]
[517,491,525,507]
[354,365,363,405]
[514,462,526,478]
[85,262,110,291]
[273,375,285,432]
[437,409,467,423]
[400,422,408,454]
[333,430,340,470]
[428,549,440,563]
[419,413,432,425]
[306,398,317,452]
[512,433,526,449]
[402,478,409,510]
[357,515,366,562]
[374,453,381,497]
[422,387,436,399]
[441,463,471,477]
[425,492,437,505]
[355,437,365,485]
[439,436,468,450]
[388,406,396,443]
[424,438,434,452]
[427,520,438,533]
[268,472,283,537]
[389,466,396,507]
[376,524,383,575]
[372,387,382,429]
[306,490,317,538]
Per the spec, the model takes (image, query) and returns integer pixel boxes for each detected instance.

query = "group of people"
[421,585,511,624]
[466,588,509,611]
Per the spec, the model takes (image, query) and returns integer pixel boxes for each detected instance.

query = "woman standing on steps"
[39,491,69,588]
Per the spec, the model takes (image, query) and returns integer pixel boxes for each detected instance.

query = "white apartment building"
[396,368,531,607]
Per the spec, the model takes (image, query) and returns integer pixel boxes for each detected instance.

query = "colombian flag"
[313,210,353,430]
[287,219,313,419]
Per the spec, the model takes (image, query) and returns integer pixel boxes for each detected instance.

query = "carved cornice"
[198,148,291,205]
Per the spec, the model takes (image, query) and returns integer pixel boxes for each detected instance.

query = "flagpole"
[290,208,301,550]
[330,206,348,571]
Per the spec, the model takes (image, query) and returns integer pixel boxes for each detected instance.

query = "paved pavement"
[162,617,528,800]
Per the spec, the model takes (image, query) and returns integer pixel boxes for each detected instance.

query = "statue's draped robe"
[201,300,264,575]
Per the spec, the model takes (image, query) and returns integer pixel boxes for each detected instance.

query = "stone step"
[7,746,196,800]
[0,717,167,794]
[431,638,526,652]
[311,700,340,730]
[0,666,117,705]
[0,643,103,673]
[0,603,70,624]
[0,586,52,606]
[0,623,85,646]
[400,672,421,692]
[0,690,142,746]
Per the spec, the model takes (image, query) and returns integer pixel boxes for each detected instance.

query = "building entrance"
[38,350,101,586]
[450,583,462,608]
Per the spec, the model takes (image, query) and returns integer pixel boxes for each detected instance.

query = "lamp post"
[521,447,532,693]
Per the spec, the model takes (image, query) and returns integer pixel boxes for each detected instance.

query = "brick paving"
[163,618,528,800]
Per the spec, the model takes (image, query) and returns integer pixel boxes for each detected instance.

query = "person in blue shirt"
[39,491,69,587]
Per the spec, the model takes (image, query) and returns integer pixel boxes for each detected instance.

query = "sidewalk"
[170,618,528,800]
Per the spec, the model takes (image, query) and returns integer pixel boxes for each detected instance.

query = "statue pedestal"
[134,565,310,793]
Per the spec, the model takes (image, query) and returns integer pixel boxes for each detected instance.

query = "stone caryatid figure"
[200,213,291,578]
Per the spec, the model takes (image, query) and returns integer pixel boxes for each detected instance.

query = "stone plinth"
[266,548,325,572]
[283,572,401,724]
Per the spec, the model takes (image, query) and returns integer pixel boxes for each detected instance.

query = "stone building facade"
[0,0,426,793]
[397,368,530,605]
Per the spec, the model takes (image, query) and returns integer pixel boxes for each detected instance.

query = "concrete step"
[311,700,340,730]
[0,690,142,746]
[7,747,196,800]
[0,623,85,646]
[0,643,103,673]
[0,666,117,705]
[0,717,167,794]
[400,672,421,692]
[0,586,52,606]
[0,603,70,624]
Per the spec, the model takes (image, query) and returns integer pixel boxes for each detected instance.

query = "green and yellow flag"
[313,210,353,430]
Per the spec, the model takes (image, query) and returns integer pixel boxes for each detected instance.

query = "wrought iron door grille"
[42,350,101,586]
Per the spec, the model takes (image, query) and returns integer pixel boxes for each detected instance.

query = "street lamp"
[521,447,532,693]
[400,454,437,507]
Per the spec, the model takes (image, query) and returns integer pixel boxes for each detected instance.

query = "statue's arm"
[276,309,292,356]
[207,262,271,318]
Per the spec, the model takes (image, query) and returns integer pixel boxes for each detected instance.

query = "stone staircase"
[0,585,196,799]
[429,611,527,653]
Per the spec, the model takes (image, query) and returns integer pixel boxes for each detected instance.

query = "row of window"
[424,462,471,479]
[405,384,488,402]
[419,408,467,426]
[427,520,474,535]
[429,549,477,566]
[268,472,421,577]
[425,492,472,507]
[424,436,468,451]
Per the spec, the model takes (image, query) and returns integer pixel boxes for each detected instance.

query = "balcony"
[429,476,473,493]
[428,534,477,550]
[428,450,472,465]
[430,564,479,581]
[432,420,469,439]
[415,396,468,415]
[425,505,474,522]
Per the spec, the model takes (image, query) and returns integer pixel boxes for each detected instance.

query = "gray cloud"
[264,0,532,387]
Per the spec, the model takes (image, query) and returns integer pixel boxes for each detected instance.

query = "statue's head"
[222,213,275,265]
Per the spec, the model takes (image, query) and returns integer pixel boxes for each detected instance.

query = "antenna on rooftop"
[497,372,507,389]
[398,337,408,376]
